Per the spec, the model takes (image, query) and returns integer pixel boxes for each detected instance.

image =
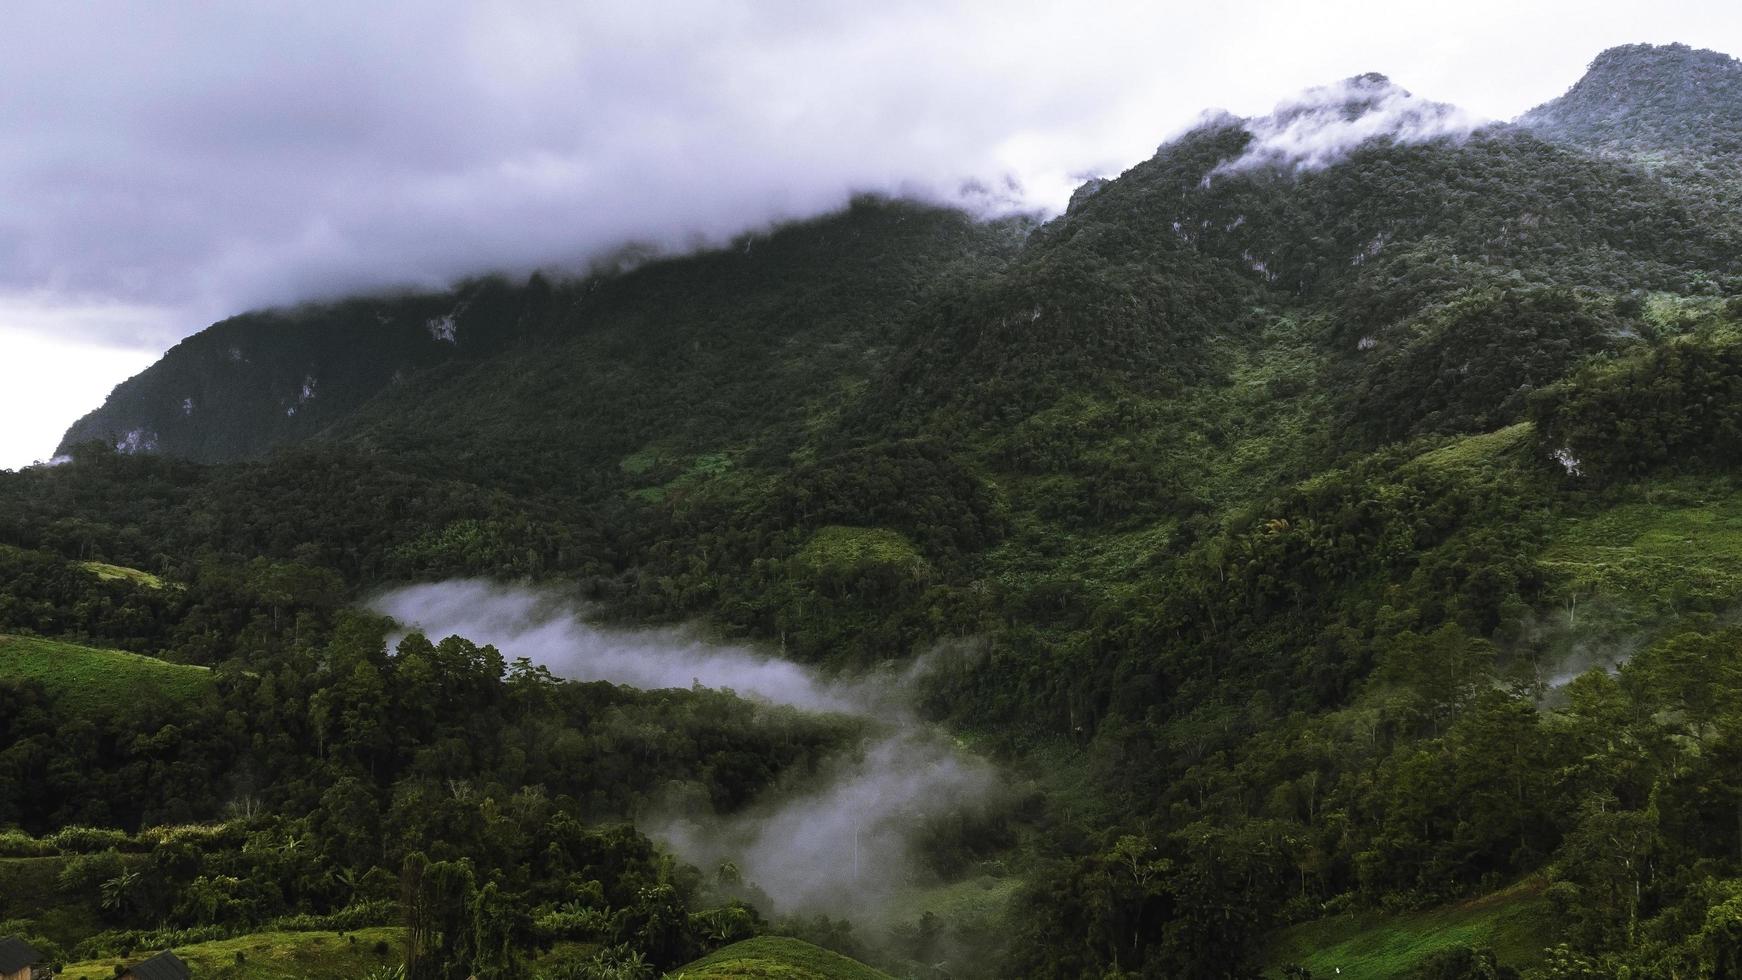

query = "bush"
[72,925,229,961]
[49,826,133,854]
[135,823,237,849]
[56,850,128,894]
[267,899,396,932]
[0,830,54,857]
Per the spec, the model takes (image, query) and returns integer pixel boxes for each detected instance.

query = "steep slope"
[58,198,1026,476]
[325,197,1028,499]
[56,279,541,463]
[61,62,1742,486]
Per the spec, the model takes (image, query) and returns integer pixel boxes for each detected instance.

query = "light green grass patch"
[1411,422,1534,473]
[668,936,894,980]
[0,634,212,716]
[983,520,1175,608]
[687,452,735,479]
[78,560,169,589]
[1261,878,1554,979]
[1540,479,1742,614]
[797,526,928,575]
[620,447,662,475]
[60,926,403,980]
[1644,291,1724,334]
[623,447,768,506]
[890,874,1021,927]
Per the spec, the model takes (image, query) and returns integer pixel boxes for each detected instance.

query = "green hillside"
[668,938,894,980]
[59,927,403,980]
[1263,880,1554,978]
[0,633,211,715]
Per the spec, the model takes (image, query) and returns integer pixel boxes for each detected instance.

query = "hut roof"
[0,937,42,974]
[124,950,190,980]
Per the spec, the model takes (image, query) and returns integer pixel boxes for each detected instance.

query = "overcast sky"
[3,0,1740,468]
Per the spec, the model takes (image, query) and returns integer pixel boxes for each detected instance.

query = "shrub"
[57,850,128,894]
[49,827,132,854]
[0,830,54,857]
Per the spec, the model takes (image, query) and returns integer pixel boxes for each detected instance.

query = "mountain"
[13,42,1742,980]
[1520,42,1742,158]
[67,50,1742,476]
[58,280,535,462]
[59,199,1027,469]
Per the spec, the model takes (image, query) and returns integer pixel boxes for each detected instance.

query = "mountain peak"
[1586,41,1741,74]
[1518,42,1742,156]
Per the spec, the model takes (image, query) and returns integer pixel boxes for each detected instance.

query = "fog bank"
[368,579,999,918]
[371,579,904,715]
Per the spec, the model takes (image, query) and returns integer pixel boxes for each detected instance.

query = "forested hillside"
[9,42,1742,979]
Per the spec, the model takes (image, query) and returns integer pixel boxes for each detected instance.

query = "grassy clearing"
[78,560,169,589]
[1261,878,1555,979]
[60,927,403,980]
[1411,422,1535,473]
[1540,477,1742,615]
[797,526,927,574]
[0,633,212,716]
[668,936,894,980]
[890,874,1021,926]
[621,447,662,475]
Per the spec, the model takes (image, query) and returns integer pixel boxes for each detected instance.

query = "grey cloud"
[368,579,1003,920]
[5,2,1740,350]
[0,1,1144,345]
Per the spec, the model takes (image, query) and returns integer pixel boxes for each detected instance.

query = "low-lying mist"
[1517,599,1647,694]
[657,731,998,918]
[368,579,1001,920]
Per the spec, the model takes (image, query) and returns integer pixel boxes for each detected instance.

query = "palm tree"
[331,865,362,903]
[100,869,142,917]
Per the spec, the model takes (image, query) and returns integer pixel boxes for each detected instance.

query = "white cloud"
[1212,74,1489,175]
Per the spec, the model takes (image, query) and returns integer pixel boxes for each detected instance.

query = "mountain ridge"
[1518,41,1742,156]
[60,43,1742,470]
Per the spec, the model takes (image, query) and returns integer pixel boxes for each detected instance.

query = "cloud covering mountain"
[5,0,1740,351]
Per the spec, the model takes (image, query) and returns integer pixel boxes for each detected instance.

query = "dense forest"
[7,41,1742,979]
